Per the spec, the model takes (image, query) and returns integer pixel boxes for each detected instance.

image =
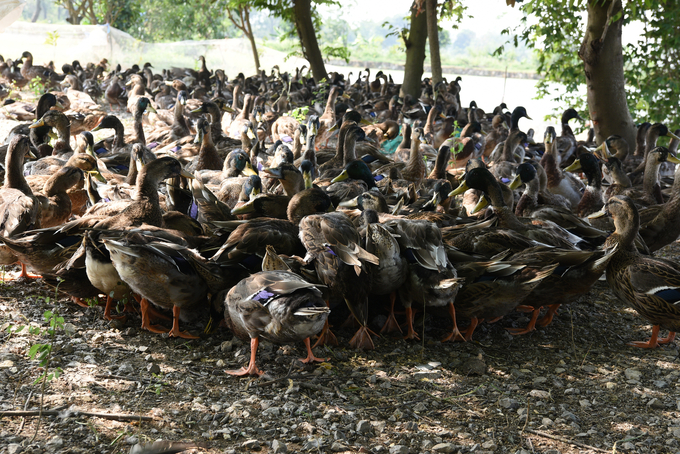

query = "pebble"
[542,417,554,427]
[389,445,410,454]
[625,368,642,381]
[403,421,418,431]
[432,442,457,453]
[302,438,321,450]
[654,380,668,388]
[242,439,260,450]
[530,390,550,399]
[146,363,161,375]
[118,363,133,374]
[413,402,427,412]
[463,358,487,376]
[7,444,23,454]
[499,397,519,409]
[357,420,373,435]
[482,440,498,450]
[648,398,664,409]
[414,370,442,379]
[331,441,349,452]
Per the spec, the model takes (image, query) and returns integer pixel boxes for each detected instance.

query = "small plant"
[288,106,309,123]
[45,30,60,66]
[28,76,47,96]
[27,310,64,384]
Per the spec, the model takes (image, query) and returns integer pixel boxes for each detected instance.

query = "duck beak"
[26,148,38,159]
[135,157,144,173]
[359,118,372,125]
[508,174,523,190]
[194,128,203,144]
[668,154,680,164]
[231,200,256,215]
[331,169,350,183]
[190,107,203,114]
[29,118,45,129]
[669,131,680,141]
[449,181,469,197]
[303,170,313,190]
[164,80,174,86]
[263,167,284,179]
[426,191,442,208]
[338,196,359,208]
[246,128,256,140]
[544,134,554,145]
[242,161,258,176]
[328,123,338,133]
[145,104,157,114]
[439,112,447,119]
[564,159,582,172]
[89,169,107,183]
[588,207,607,219]
[222,105,235,113]
[180,169,195,179]
[471,195,489,214]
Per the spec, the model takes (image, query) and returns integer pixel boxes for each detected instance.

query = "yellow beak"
[331,169,350,183]
[448,181,469,198]
[508,174,523,190]
[564,159,582,172]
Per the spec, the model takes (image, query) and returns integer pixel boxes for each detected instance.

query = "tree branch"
[227,7,247,33]
[599,0,619,45]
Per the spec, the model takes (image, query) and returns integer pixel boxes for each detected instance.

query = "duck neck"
[642,157,661,200]
[135,169,162,206]
[4,149,31,194]
[112,119,125,149]
[343,133,358,167]
[133,109,146,146]
[610,162,631,188]
[407,136,422,168]
[611,211,639,252]
[208,107,223,142]
[432,147,451,179]
[198,131,219,168]
[501,134,520,162]
[323,88,339,121]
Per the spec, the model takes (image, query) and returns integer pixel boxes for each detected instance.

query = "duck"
[603,195,680,348]
[637,162,680,252]
[103,230,223,339]
[382,217,463,341]
[563,151,605,217]
[222,269,330,376]
[624,146,680,207]
[187,117,223,173]
[450,167,582,250]
[299,211,379,350]
[539,127,584,209]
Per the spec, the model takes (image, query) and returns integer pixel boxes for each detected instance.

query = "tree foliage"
[498,0,680,125]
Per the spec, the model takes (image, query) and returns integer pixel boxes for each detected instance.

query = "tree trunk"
[31,0,42,22]
[293,0,327,83]
[579,0,636,148]
[243,7,261,72]
[400,3,428,99]
[425,0,442,86]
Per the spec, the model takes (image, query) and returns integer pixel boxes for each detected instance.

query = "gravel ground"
[2,96,680,454]
[1,240,680,454]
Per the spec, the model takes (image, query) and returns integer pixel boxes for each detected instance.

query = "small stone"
[357,420,373,435]
[499,397,519,409]
[432,442,457,453]
[7,444,23,454]
[413,402,427,412]
[579,399,591,407]
[220,341,233,352]
[371,421,387,433]
[263,406,281,417]
[542,417,554,427]
[414,370,442,379]
[389,445,409,454]
[271,439,287,453]
[555,368,566,373]
[146,363,161,375]
[544,450,561,454]
[530,389,550,399]
[463,358,487,376]
[654,380,668,388]
[482,440,497,450]
[63,322,77,335]
[0,360,14,368]
[621,442,635,450]
[216,359,225,367]
[302,438,321,450]
[331,441,349,452]
[625,368,642,381]
[648,398,664,409]
[242,439,260,450]
[404,421,418,431]
[118,363,133,374]
[125,436,139,445]
[605,382,616,389]
[533,377,548,385]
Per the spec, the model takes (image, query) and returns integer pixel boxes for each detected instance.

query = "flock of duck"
[1,53,680,377]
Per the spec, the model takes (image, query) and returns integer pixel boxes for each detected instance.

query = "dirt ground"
[1,241,680,454]
[1,93,680,454]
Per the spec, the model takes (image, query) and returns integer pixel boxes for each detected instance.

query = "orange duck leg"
[506,306,541,335]
[168,306,199,339]
[536,304,561,327]
[403,306,420,340]
[630,325,676,348]
[299,337,328,363]
[139,298,170,334]
[441,303,466,342]
[226,337,264,376]
[380,292,403,335]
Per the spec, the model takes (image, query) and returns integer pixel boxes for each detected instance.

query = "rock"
[270,439,287,453]
[389,445,409,454]
[432,442,457,453]
[463,358,487,376]
[413,402,427,412]
[544,450,561,454]
[7,444,23,454]
[414,370,442,379]
[499,397,519,409]
[146,363,160,375]
[625,368,642,381]
[46,436,64,452]
[542,417,554,427]
[242,439,260,450]
[117,363,133,374]
[579,399,591,407]
[404,421,418,431]
[331,441,349,452]
[533,376,548,385]
[482,440,497,450]
[302,438,321,450]
[371,420,387,433]
[648,398,664,409]
[263,406,281,417]
[654,380,668,388]
[529,389,550,399]
[357,420,373,435]
[125,436,139,445]
[0,360,14,368]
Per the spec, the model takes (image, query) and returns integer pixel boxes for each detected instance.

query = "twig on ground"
[525,429,609,453]
[1,409,153,422]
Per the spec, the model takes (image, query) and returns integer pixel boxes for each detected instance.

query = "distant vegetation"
[20,0,537,73]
